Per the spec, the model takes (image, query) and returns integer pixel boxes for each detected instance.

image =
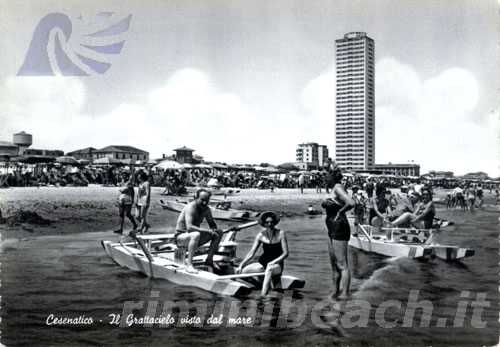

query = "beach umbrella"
[19,155,55,164]
[94,157,121,165]
[195,163,212,169]
[211,163,228,169]
[262,166,280,173]
[155,160,183,170]
[56,156,78,165]
[207,177,221,187]
[120,158,134,165]
[77,159,90,165]
[278,162,300,171]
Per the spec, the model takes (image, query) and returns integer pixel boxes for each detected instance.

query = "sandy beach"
[0,186,336,240]
[1,186,497,241]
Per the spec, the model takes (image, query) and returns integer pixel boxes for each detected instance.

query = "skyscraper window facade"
[335,32,375,170]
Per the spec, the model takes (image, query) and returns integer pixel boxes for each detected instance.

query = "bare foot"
[336,293,350,300]
[185,265,198,274]
[328,292,338,302]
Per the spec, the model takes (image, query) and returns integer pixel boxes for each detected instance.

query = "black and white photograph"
[0,1,499,346]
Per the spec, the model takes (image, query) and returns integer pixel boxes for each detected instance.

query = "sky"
[0,0,498,176]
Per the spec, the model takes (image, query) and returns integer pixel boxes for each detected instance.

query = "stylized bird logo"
[18,12,132,76]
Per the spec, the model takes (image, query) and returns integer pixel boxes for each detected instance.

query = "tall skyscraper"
[335,32,375,170]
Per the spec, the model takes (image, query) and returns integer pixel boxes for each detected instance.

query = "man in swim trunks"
[175,189,222,273]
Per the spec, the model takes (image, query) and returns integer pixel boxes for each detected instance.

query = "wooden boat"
[101,221,305,296]
[349,224,474,261]
[159,199,260,221]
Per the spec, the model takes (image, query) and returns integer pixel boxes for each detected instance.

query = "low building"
[372,163,420,177]
[0,141,20,157]
[93,145,149,161]
[173,146,195,164]
[24,148,64,157]
[66,147,97,160]
[0,131,63,161]
[296,142,329,169]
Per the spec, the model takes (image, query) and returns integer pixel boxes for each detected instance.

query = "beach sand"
[0,186,329,240]
[0,185,497,240]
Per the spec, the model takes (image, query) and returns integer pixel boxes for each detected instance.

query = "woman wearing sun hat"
[236,211,288,296]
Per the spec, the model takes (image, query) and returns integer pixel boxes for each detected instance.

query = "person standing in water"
[136,170,151,234]
[321,164,354,299]
[114,177,137,234]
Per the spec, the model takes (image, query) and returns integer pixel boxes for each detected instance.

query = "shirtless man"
[175,189,222,273]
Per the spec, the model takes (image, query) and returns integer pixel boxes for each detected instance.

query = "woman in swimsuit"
[321,165,354,299]
[136,170,151,234]
[236,211,288,296]
[390,190,435,229]
[369,187,391,228]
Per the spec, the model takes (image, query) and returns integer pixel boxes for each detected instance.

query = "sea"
[1,203,499,346]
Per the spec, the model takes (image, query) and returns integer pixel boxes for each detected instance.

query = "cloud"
[0,68,297,164]
[0,62,497,176]
[299,65,336,154]
[375,57,497,176]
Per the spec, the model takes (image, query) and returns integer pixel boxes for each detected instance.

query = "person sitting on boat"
[351,185,366,225]
[175,189,222,274]
[368,187,391,229]
[236,211,288,296]
[389,190,435,230]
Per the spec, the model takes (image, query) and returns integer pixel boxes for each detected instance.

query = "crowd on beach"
[2,162,498,194]
[2,160,497,299]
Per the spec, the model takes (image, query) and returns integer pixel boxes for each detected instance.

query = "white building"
[296,142,329,169]
[335,32,375,171]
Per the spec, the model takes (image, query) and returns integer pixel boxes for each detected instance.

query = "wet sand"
[0,185,497,241]
[0,186,332,240]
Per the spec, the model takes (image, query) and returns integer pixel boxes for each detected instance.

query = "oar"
[216,272,266,280]
[129,232,155,277]
[222,220,259,234]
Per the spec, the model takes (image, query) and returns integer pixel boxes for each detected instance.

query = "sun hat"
[259,211,280,227]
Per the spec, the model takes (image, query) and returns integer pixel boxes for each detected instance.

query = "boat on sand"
[159,199,260,221]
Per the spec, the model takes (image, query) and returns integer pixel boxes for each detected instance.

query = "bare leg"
[390,212,416,227]
[125,206,137,230]
[140,205,150,233]
[114,205,125,233]
[332,240,350,299]
[261,264,281,296]
[327,238,340,297]
[205,233,221,266]
[185,232,200,273]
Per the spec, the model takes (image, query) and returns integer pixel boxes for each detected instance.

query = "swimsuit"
[258,242,284,268]
[368,197,389,222]
[137,182,149,206]
[322,198,351,241]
